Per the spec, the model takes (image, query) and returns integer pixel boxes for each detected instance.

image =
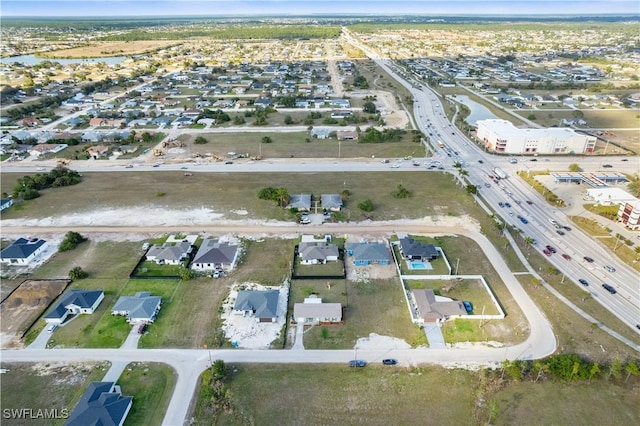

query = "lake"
[0,54,128,66]
[453,94,499,125]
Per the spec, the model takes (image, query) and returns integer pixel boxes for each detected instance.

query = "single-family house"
[336,131,358,141]
[233,290,279,322]
[412,289,467,322]
[293,295,342,324]
[152,116,172,126]
[172,116,194,127]
[298,242,339,265]
[66,381,132,426]
[89,118,107,127]
[329,98,350,108]
[331,110,352,119]
[310,128,331,139]
[0,237,48,265]
[287,194,312,211]
[399,238,439,261]
[20,117,43,127]
[0,198,13,211]
[254,98,271,108]
[111,292,162,324]
[145,241,192,265]
[191,239,239,272]
[346,242,390,266]
[29,143,67,158]
[321,194,342,211]
[44,289,105,325]
[86,145,110,159]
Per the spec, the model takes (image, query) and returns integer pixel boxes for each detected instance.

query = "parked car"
[349,360,366,368]
[602,283,617,294]
[562,254,571,260]
[137,324,147,334]
[463,301,473,313]
[46,324,57,333]
[382,359,398,365]
[604,265,616,272]
[578,279,589,287]
[583,256,594,263]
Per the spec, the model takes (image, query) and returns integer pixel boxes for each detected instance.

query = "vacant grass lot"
[203,364,475,425]
[183,130,424,160]
[493,378,640,425]
[291,278,427,349]
[514,108,640,129]
[118,362,176,426]
[0,171,480,223]
[0,362,109,426]
[41,40,181,58]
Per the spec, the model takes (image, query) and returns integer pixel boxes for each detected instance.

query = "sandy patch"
[354,333,411,350]
[231,209,249,216]
[220,282,289,349]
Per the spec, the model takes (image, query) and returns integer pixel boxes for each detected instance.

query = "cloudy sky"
[1,1,637,17]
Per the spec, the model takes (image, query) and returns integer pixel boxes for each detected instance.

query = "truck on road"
[494,167,508,179]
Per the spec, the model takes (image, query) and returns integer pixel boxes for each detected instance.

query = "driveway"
[27,325,53,349]
[423,322,446,349]
[120,325,142,349]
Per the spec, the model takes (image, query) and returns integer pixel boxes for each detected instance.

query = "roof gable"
[234,290,279,318]
[192,239,238,264]
[0,238,46,260]
[67,381,132,426]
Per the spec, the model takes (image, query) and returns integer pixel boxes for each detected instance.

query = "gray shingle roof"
[192,239,238,264]
[146,241,190,262]
[299,242,339,261]
[399,238,439,260]
[288,194,311,210]
[321,194,342,210]
[66,381,132,426]
[347,243,389,263]
[234,290,279,319]
[112,292,161,322]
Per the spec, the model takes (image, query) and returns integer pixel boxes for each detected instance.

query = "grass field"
[0,362,110,426]
[514,108,640,129]
[118,362,177,426]
[193,363,640,425]
[181,130,424,160]
[0,171,482,223]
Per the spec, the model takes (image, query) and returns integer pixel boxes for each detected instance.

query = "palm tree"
[275,187,290,208]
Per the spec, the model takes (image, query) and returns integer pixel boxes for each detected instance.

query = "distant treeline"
[98,26,341,41]
[348,20,638,33]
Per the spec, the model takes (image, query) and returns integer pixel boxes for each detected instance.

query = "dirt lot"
[0,279,70,349]
[41,40,181,58]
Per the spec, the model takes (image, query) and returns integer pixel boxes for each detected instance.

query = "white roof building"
[587,188,637,206]
[476,119,596,155]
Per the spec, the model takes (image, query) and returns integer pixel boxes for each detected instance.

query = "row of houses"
[143,237,239,272]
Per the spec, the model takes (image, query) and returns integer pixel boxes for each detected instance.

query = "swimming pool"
[411,262,427,269]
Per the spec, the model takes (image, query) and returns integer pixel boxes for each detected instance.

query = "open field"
[178,130,424,161]
[291,278,427,349]
[193,363,640,425]
[39,40,182,58]
[0,171,483,223]
[0,279,70,348]
[0,362,110,426]
[513,108,640,129]
[118,362,177,426]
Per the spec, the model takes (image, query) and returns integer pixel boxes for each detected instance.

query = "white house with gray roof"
[191,239,239,272]
[298,242,339,265]
[293,295,342,324]
[145,241,192,265]
[45,289,105,325]
[111,292,161,324]
[233,290,279,322]
[287,194,312,211]
[321,194,343,211]
[346,242,390,266]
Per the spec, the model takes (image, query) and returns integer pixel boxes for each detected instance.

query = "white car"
[46,324,57,333]
[390,164,400,168]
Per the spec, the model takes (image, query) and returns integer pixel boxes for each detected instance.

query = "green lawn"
[0,362,110,426]
[293,259,346,277]
[406,278,500,316]
[119,362,177,426]
[133,261,185,277]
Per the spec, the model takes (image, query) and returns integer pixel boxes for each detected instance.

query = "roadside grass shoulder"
[118,362,177,426]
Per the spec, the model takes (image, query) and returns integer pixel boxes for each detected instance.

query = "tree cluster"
[358,127,406,144]
[258,187,290,207]
[59,231,87,252]
[13,167,82,200]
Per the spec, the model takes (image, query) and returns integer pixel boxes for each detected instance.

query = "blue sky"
[1,1,638,17]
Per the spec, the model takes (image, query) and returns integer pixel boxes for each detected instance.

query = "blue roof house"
[0,237,48,265]
[66,382,132,426]
[346,242,390,266]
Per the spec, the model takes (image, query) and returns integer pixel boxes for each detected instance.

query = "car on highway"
[519,216,529,224]
[602,283,617,294]
[563,226,572,231]
[562,254,571,260]
[180,166,188,169]
[525,200,533,205]
[504,202,512,208]
[604,265,616,272]
[621,158,629,162]
[545,245,556,253]
[225,161,234,164]
[530,158,538,162]
[484,183,491,188]
[390,163,400,168]
[382,359,398,366]
[543,249,552,256]
[556,230,565,236]
[152,164,160,168]
[478,160,484,164]
[37,167,46,171]
[578,279,589,287]
[602,164,613,168]
[583,256,594,263]
[349,360,366,367]
[498,202,504,207]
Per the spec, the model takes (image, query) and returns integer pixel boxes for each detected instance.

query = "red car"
[562,254,571,260]
[543,249,552,256]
